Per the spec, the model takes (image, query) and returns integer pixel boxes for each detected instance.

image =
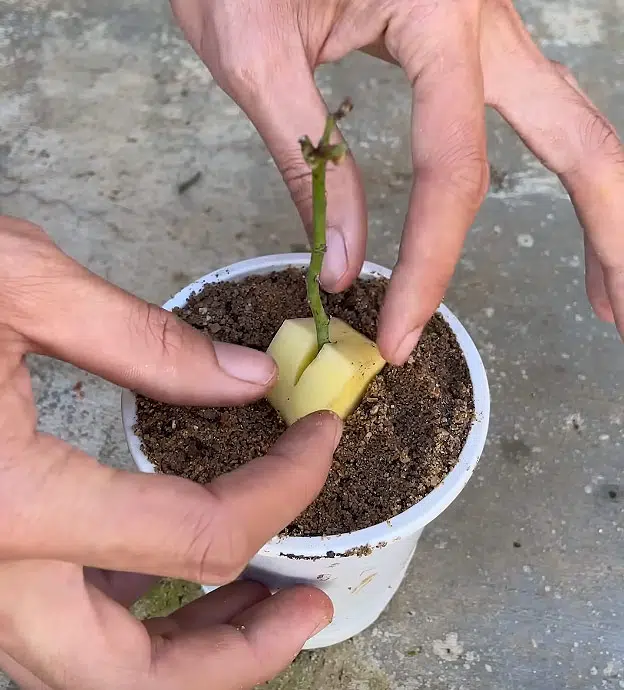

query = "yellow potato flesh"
[266,317,386,425]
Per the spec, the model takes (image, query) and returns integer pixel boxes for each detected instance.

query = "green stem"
[300,98,352,353]
[306,162,330,350]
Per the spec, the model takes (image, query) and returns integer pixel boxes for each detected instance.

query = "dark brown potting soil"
[134,269,474,537]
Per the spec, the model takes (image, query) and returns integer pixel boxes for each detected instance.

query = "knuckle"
[578,111,623,161]
[280,156,347,230]
[281,157,313,216]
[180,492,249,584]
[458,154,490,205]
[220,59,263,100]
[140,302,186,361]
[427,140,489,208]
[192,5,273,100]
[215,44,275,104]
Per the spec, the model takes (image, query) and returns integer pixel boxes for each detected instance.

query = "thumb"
[228,51,367,293]
[7,225,275,405]
[2,412,342,579]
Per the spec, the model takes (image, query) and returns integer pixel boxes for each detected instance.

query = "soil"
[134,268,474,537]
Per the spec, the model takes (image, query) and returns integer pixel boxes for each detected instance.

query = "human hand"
[0,216,341,689]
[172,0,624,363]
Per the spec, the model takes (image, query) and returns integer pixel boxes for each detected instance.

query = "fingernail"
[320,228,348,289]
[392,327,423,365]
[319,411,344,452]
[214,342,276,386]
[306,411,343,450]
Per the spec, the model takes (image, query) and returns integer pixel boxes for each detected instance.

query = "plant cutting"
[265,99,386,426]
[121,100,490,649]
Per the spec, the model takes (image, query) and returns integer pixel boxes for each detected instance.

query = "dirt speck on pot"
[135,269,474,537]
[342,545,374,557]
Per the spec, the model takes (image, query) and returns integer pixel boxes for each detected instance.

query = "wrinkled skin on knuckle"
[280,156,349,223]
[279,154,313,201]
[385,0,440,58]
[117,301,192,392]
[137,303,186,362]
[180,493,250,585]
[279,155,319,228]
[198,1,298,105]
[538,71,624,176]
[423,139,489,209]
[577,111,624,169]
[218,57,264,103]
[386,0,481,80]
[313,2,390,64]
[451,150,490,207]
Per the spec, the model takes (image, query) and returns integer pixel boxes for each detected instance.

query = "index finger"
[480,5,624,335]
[0,218,275,407]
[1,412,342,582]
[153,586,332,690]
[378,18,488,364]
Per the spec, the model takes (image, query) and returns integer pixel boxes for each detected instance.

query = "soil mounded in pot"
[134,268,474,536]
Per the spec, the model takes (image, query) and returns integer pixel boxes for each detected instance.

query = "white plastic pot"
[121,254,490,649]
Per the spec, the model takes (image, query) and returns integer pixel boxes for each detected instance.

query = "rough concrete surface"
[1,0,622,688]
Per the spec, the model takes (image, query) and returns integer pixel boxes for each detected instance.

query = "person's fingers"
[144,580,271,636]
[171,580,271,629]
[1,412,342,580]
[481,0,624,337]
[152,585,332,690]
[215,50,366,293]
[0,562,329,690]
[0,218,275,406]
[170,0,367,291]
[378,10,488,364]
[84,569,159,608]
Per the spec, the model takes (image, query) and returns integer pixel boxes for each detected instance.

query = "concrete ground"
[1,0,622,688]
